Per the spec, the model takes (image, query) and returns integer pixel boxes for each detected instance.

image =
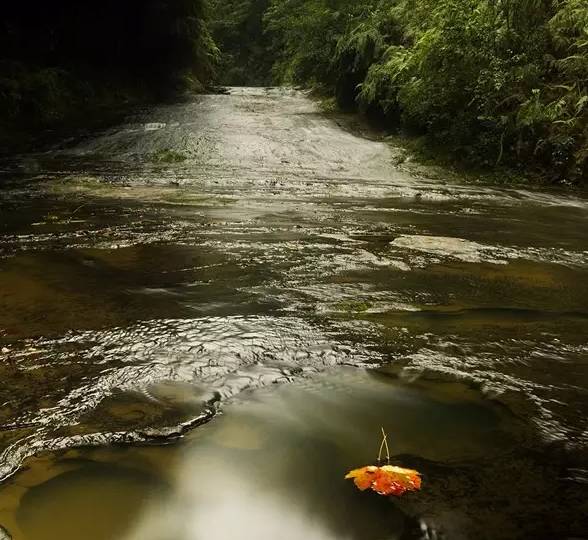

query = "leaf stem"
[377,427,390,463]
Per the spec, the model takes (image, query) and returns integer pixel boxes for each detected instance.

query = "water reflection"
[122,368,517,540]
[1,368,586,539]
[0,316,377,481]
[126,471,365,540]
[17,464,165,540]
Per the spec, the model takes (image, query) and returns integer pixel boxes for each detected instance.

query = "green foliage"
[0,64,73,122]
[209,0,274,86]
[150,149,188,163]
[264,0,588,182]
[265,0,345,86]
[333,6,400,109]
[0,0,220,127]
[3,0,586,181]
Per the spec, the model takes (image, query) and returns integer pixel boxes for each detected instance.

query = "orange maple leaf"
[345,465,422,496]
[344,428,422,496]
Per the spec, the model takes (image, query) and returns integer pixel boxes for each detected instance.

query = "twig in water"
[377,427,390,464]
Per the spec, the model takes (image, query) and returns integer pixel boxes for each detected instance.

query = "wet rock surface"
[0,87,587,539]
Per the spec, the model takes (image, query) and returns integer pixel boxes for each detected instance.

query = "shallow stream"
[0,88,587,539]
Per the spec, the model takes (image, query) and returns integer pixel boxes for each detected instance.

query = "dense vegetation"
[0,0,218,127]
[266,0,588,182]
[2,0,585,181]
[209,0,274,85]
[212,0,587,182]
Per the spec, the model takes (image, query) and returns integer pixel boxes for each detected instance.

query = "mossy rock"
[150,148,187,163]
[336,300,371,313]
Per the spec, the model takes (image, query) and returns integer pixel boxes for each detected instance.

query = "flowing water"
[0,87,587,539]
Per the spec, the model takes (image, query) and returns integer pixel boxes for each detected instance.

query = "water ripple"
[0,315,378,480]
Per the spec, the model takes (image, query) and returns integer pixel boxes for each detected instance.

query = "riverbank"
[0,74,192,158]
[316,93,587,190]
